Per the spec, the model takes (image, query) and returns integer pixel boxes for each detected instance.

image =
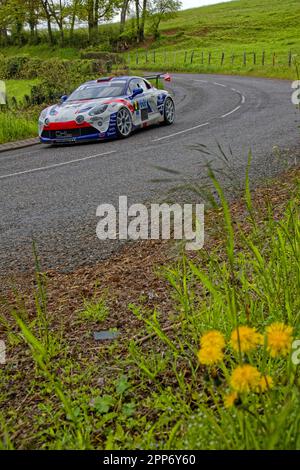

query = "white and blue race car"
[38,74,175,144]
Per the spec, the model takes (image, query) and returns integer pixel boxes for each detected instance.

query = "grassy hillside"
[129,0,300,79]
[147,0,300,52]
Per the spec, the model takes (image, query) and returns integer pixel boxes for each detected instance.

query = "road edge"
[0,137,40,154]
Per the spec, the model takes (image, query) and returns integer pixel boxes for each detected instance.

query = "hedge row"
[0,54,126,80]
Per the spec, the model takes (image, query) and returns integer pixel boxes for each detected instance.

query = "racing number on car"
[137,97,149,121]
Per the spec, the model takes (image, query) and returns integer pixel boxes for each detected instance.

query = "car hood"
[47,98,115,122]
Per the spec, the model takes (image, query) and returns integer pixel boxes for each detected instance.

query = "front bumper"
[39,116,118,144]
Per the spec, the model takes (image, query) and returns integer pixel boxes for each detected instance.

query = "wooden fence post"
[243,52,246,66]
[253,52,256,65]
[272,52,275,66]
[262,51,265,66]
[208,52,211,65]
[231,53,235,65]
[191,51,194,64]
[288,50,292,67]
[201,51,204,65]
[221,52,225,65]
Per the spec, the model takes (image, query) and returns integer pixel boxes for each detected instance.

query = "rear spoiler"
[143,73,171,86]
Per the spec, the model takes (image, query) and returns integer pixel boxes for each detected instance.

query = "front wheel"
[163,97,175,125]
[116,107,133,138]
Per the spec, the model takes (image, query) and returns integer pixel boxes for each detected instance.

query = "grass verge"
[0,110,37,144]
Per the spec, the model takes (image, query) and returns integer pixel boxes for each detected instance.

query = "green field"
[0,111,37,144]
[0,80,40,144]
[5,79,40,103]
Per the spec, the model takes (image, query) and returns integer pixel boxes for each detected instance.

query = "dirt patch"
[192,26,212,37]
[162,29,184,36]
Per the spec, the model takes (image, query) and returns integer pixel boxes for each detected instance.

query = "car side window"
[143,79,152,90]
[127,78,148,95]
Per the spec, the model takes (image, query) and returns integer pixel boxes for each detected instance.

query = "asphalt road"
[0,73,299,274]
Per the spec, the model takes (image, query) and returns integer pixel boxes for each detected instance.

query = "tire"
[116,107,133,138]
[163,97,175,125]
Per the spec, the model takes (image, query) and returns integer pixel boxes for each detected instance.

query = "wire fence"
[126,49,297,69]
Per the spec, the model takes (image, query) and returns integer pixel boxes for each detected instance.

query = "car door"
[142,79,160,119]
[127,78,160,125]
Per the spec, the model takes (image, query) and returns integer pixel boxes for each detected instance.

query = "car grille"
[41,127,99,139]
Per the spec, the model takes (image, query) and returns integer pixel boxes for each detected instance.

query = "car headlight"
[76,115,85,124]
[88,105,108,116]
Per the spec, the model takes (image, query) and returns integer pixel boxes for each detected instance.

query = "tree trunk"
[59,23,64,45]
[120,0,129,34]
[70,0,79,40]
[135,0,140,43]
[139,0,147,42]
[46,15,54,44]
[94,0,99,31]
[29,22,35,41]
[87,0,94,43]
[41,1,54,45]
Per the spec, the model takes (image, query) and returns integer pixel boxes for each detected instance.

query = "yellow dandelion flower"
[266,322,293,357]
[224,391,238,408]
[230,326,263,353]
[230,364,261,393]
[256,375,274,393]
[198,345,224,366]
[200,330,225,350]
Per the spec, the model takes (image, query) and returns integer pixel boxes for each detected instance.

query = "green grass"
[5,79,40,103]
[79,298,109,323]
[0,166,299,449]
[0,111,37,144]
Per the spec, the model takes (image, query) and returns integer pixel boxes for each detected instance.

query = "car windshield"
[67,84,125,101]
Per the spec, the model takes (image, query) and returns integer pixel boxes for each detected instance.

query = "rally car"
[38,74,175,144]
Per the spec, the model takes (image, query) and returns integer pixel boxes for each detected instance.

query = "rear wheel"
[116,107,133,138]
[163,97,175,125]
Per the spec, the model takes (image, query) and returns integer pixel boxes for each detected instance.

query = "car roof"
[81,76,146,86]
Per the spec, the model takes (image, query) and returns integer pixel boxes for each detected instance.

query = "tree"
[69,0,81,40]
[83,0,117,43]
[39,0,54,44]
[139,0,147,42]
[0,0,11,44]
[119,0,129,35]
[24,0,40,43]
[149,0,181,39]
[0,0,27,45]
[44,0,71,45]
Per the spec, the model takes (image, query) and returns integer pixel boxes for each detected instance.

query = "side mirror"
[132,88,143,98]
[60,95,68,103]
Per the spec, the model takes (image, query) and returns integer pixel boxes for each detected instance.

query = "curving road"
[0,73,299,273]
